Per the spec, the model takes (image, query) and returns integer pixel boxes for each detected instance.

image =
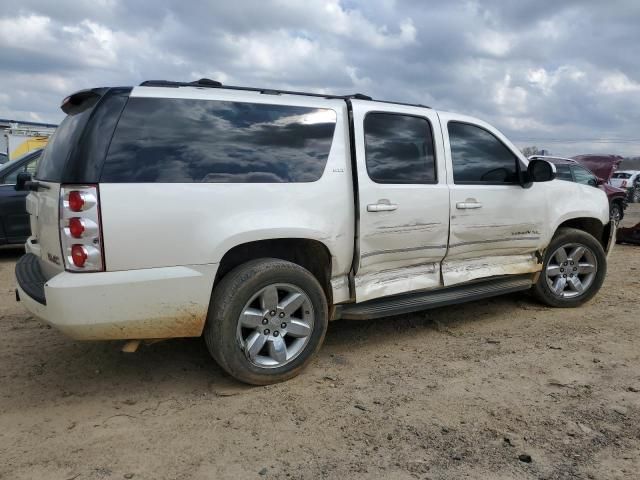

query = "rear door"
[439,113,548,285]
[351,101,450,302]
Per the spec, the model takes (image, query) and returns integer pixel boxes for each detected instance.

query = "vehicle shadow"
[0,246,24,262]
[2,291,540,410]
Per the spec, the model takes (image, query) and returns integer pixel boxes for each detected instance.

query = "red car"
[530,155,627,222]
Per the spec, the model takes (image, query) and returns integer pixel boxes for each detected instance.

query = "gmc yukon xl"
[15,79,614,384]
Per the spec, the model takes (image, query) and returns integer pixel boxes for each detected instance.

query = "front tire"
[533,227,607,308]
[204,258,328,385]
[610,202,623,223]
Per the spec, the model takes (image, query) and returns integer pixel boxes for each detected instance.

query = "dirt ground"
[1,208,639,480]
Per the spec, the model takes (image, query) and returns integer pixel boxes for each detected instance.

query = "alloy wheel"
[545,243,597,298]
[236,283,314,368]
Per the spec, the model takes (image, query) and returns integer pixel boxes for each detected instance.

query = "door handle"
[367,202,398,212]
[456,201,483,209]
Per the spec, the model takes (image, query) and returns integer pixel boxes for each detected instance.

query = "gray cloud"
[1,0,639,156]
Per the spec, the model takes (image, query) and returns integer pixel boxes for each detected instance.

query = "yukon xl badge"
[47,253,61,265]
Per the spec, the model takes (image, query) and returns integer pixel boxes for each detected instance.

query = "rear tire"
[533,228,606,308]
[204,258,328,385]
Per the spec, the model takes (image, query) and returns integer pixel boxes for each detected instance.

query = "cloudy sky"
[1,0,639,157]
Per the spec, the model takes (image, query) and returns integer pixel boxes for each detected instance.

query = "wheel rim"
[236,283,314,368]
[611,205,621,222]
[545,243,597,298]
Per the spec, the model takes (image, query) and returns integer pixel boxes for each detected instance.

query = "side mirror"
[15,172,32,191]
[526,159,556,184]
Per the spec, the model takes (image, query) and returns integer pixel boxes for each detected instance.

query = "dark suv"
[0,149,42,245]
[531,156,627,222]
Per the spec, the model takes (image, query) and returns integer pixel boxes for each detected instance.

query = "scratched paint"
[355,262,440,302]
[442,253,541,286]
[365,221,442,237]
[330,274,351,304]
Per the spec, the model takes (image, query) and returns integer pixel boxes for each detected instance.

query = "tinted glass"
[448,122,519,184]
[612,172,631,179]
[364,113,435,184]
[554,164,573,181]
[572,165,597,186]
[101,98,337,183]
[35,98,97,182]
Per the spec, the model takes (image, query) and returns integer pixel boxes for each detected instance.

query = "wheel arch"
[214,238,334,303]
[553,217,607,250]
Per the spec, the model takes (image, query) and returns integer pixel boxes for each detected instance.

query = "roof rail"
[140,79,223,88]
[138,78,430,109]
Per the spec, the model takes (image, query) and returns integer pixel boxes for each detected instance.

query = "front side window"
[3,156,40,184]
[572,166,598,186]
[448,122,519,184]
[102,98,337,183]
[364,113,436,184]
[554,164,573,181]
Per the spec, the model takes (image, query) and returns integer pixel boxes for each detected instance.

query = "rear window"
[101,98,337,183]
[35,97,98,182]
[612,172,632,179]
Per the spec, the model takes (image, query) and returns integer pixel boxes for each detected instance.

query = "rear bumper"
[15,253,218,340]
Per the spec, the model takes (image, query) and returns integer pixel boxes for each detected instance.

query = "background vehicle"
[14,80,613,385]
[610,170,640,203]
[571,154,623,182]
[0,149,41,245]
[533,156,628,222]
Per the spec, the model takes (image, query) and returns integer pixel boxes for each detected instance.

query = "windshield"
[612,172,632,179]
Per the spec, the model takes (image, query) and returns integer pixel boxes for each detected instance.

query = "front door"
[0,154,40,243]
[438,113,548,285]
[351,100,450,302]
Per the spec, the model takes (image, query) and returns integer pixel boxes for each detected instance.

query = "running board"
[335,275,533,320]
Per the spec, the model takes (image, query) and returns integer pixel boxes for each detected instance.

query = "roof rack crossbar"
[138,78,431,109]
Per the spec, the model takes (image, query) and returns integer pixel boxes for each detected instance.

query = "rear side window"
[101,98,337,183]
[364,113,436,184]
[448,122,519,184]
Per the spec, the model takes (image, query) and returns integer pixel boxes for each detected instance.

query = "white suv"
[15,79,614,384]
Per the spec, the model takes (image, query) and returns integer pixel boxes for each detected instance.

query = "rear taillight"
[621,180,627,188]
[60,185,104,272]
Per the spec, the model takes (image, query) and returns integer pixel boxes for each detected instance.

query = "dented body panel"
[350,100,450,301]
[15,84,612,342]
[442,253,541,286]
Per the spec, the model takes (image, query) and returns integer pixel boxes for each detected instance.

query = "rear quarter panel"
[98,101,355,283]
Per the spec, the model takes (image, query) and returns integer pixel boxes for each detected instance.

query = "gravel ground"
[1,206,639,480]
